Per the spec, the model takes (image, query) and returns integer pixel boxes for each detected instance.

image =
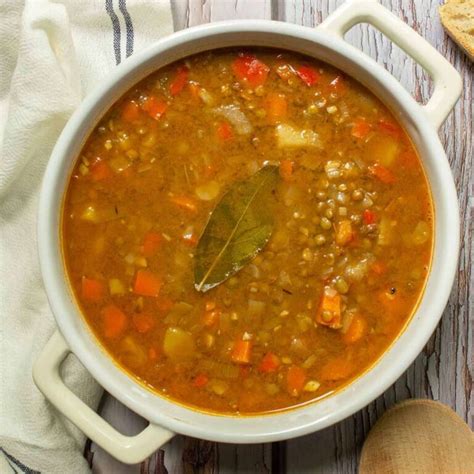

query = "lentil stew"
[63,49,433,414]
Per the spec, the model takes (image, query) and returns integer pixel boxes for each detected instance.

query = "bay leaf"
[194,165,279,292]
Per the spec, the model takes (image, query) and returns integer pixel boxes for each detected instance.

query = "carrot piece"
[90,160,112,181]
[315,287,342,329]
[141,95,167,120]
[122,100,140,122]
[170,195,197,212]
[216,121,234,141]
[279,160,294,181]
[329,75,346,95]
[343,315,367,344]
[169,66,189,96]
[319,357,352,381]
[81,276,105,302]
[362,209,377,225]
[231,339,252,364]
[102,304,127,339]
[287,366,306,395]
[205,301,216,311]
[335,219,354,246]
[369,163,396,184]
[351,118,371,138]
[378,118,402,138]
[266,92,287,122]
[133,269,162,297]
[202,310,220,327]
[142,231,162,257]
[193,373,209,388]
[132,313,155,333]
[296,65,320,86]
[259,352,280,373]
[232,54,270,88]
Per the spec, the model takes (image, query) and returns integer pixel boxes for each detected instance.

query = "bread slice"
[439,0,474,60]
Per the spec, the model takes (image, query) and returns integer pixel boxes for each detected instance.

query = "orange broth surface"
[63,49,433,414]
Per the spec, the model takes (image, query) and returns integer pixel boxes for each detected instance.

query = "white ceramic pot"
[33,0,461,464]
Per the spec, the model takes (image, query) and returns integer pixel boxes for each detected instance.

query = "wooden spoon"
[360,399,474,473]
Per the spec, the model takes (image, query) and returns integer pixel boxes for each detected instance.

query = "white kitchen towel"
[0,1,173,472]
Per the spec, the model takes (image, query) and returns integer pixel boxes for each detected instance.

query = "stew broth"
[63,49,433,414]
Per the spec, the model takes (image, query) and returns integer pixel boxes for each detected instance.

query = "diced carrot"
[275,63,296,81]
[193,373,209,388]
[141,231,162,257]
[279,160,294,181]
[141,95,167,120]
[287,366,306,395]
[90,160,112,181]
[315,287,342,329]
[329,75,346,95]
[370,260,387,275]
[148,346,158,361]
[216,121,234,141]
[231,339,252,364]
[169,66,189,96]
[296,65,320,86]
[102,304,127,339]
[259,352,280,373]
[335,219,354,246]
[205,301,216,311]
[202,310,220,327]
[351,118,371,138]
[378,118,402,138]
[81,276,106,302]
[121,100,140,122]
[170,195,197,212]
[369,163,396,184]
[232,54,270,88]
[132,313,155,333]
[133,269,162,297]
[343,315,367,344]
[362,209,377,225]
[319,357,352,381]
[266,92,287,122]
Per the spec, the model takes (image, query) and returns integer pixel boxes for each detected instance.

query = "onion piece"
[344,257,371,282]
[213,105,253,135]
[198,87,214,105]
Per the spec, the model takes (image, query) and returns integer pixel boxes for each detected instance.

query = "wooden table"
[86,1,473,472]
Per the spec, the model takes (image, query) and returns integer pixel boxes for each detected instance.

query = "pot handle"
[33,331,174,465]
[319,0,462,130]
